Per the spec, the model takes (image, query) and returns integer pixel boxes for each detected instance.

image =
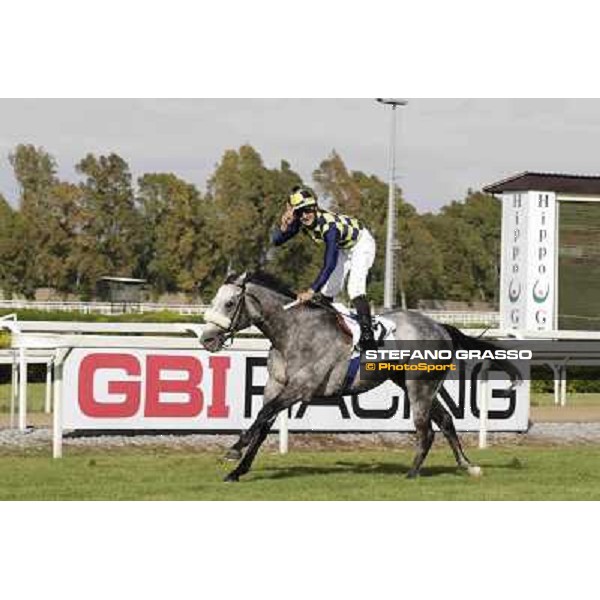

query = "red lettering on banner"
[79,354,141,418]
[207,356,231,418]
[144,355,203,418]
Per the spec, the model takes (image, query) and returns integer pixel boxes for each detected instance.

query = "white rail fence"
[421,311,500,328]
[5,313,600,455]
[0,300,501,327]
[0,300,204,316]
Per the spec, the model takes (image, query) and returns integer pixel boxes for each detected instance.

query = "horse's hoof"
[468,465,483,478]
[223,473,240,483]
[406,470,420,480]
[224,449,242,462]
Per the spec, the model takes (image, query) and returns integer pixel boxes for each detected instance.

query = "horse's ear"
[225,272,239,285]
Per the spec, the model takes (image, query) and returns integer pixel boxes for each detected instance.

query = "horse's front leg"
[224,376,285,462]
[223,393,297,482]
[223,369,318,482]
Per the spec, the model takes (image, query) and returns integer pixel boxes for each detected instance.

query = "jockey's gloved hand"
[280,205,295,230]
[297,289,315,304]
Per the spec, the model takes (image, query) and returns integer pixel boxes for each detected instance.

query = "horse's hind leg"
[407,414,435,479]
[431,399,482,477]
[405,380,437,479]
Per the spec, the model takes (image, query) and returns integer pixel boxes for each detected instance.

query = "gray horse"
[201,272,521,483]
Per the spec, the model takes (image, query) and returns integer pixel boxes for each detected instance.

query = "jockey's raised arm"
[271,214,300,246]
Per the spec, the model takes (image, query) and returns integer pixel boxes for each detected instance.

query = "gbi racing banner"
[62,348,530,432]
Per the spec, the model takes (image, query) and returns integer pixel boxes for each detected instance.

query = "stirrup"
[358,330,377,351]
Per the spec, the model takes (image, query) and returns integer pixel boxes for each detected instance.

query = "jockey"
[272,186,377,348]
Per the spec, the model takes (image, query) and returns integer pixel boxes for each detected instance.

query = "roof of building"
[484,172,600,195]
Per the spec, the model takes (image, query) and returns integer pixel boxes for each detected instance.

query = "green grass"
[0,383,47,413]
[0,446,599,500]
[0,332,9,349]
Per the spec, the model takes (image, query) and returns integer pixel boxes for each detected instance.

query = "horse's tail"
[440,324,523,389]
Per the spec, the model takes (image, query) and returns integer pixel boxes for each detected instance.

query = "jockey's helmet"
[289,187,317,213]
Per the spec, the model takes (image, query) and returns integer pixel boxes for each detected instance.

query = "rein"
[205,277,339,345]
[224,288,248,342]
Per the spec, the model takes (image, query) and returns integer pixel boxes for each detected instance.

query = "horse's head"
[201,273,253,353]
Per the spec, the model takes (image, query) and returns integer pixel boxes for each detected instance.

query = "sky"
[2,98,600,213]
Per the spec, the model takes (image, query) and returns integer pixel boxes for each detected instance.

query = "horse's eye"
[225,300,235,310]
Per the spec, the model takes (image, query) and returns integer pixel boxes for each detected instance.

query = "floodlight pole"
[377,98,408,311]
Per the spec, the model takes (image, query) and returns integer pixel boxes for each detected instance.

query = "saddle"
[331,303,396,350]
[335,313,354,339]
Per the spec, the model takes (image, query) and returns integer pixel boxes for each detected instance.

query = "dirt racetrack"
[531,405,600,423]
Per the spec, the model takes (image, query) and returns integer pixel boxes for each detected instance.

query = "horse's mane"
[246,271,297,300]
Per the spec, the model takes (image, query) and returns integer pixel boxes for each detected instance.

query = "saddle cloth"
[336,305,396,392]
[333,303,396,350]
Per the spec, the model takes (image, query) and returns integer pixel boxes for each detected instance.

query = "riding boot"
[352,295,376,350]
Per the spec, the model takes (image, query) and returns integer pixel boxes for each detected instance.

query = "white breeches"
[321,229,377,300]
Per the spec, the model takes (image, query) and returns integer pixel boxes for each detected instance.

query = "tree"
[41,183,84,294]
[76,153,141,297]
[313,151,362,214]
[0,195,19,296]
[399,210,445,306]
[138,173,217,297]
[9,144,57,213]
[8,144,59,296]
[7,146,87,296]
[207,146,313,292]
[422,191,501,303]
[208,146,275,272]
[0,143,502,307]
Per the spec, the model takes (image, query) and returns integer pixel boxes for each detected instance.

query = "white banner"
[62,348,530,432]
[525,191,557,330]
[501,192,529,330]
[500,191,557,331]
